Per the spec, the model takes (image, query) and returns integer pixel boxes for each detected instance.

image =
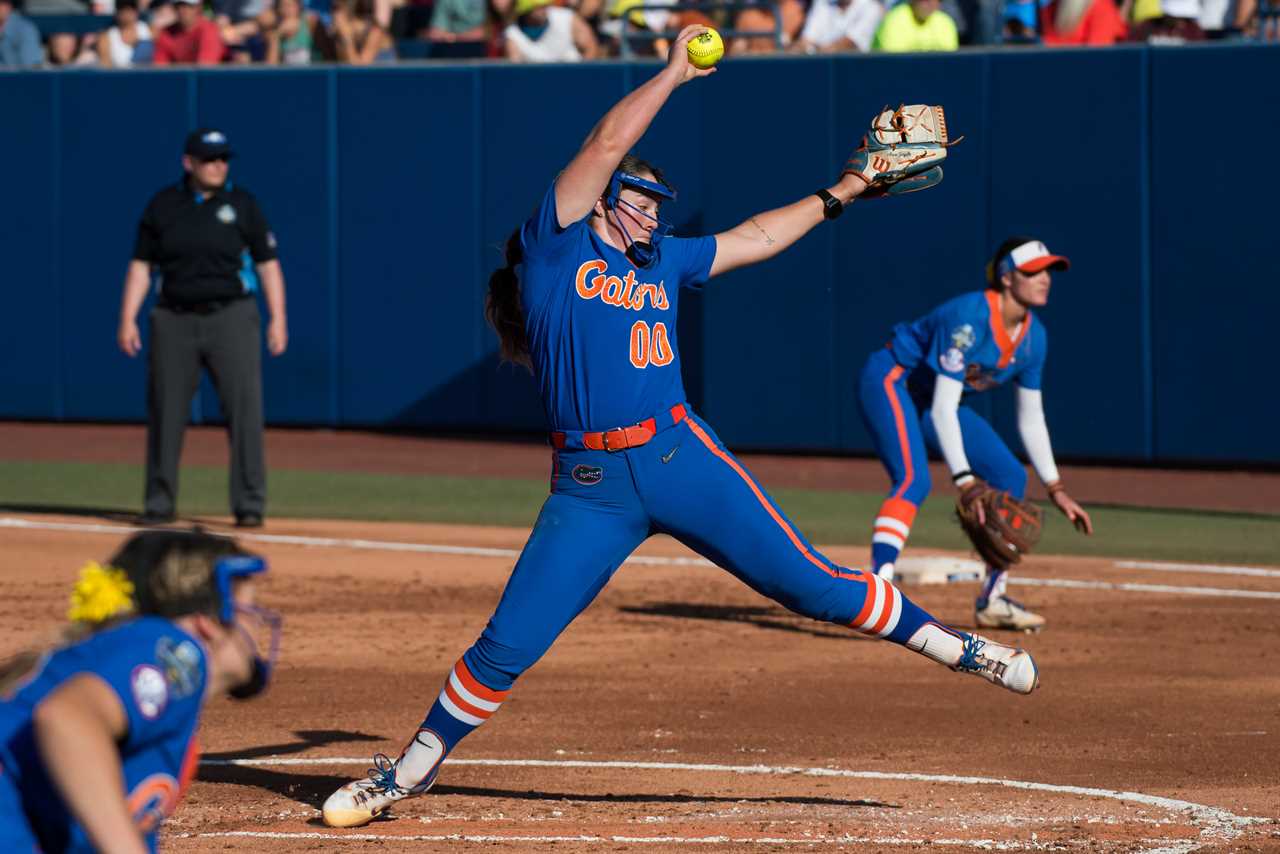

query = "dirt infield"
[4,422,1279,513]
[2,515,1278,852]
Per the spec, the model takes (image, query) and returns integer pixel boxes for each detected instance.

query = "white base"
[894,556,984,586]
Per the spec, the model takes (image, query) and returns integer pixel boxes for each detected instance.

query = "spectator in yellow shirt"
[872,0,959,50]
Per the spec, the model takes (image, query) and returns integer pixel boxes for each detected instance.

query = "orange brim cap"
[1018,254,1070,273]
[1008,240,1069,274]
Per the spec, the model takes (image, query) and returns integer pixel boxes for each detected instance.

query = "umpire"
[116,128,289,529]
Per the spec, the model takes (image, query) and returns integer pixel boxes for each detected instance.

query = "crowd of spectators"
[0,0,1274,69]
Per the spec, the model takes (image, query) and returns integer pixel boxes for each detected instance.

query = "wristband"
[815,189,843,220]
[951,469,975,485]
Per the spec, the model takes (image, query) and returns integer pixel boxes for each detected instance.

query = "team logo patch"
[216,204,236,225]
[571,465,603,486]
[156,637,201,699]
[131,664,168,720]
[939,347,966,373]
[950,323,975,351]
[266,231,278,249]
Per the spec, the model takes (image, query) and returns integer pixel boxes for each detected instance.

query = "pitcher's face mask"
[604,171,676,268]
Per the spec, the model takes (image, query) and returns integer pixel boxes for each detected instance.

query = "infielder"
[858,236,1093,631]
[324,28,1039,829]
[0,530,280,853]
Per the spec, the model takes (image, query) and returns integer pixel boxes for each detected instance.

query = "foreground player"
[0,530,281,853]
[858,236,1093,630]
[324,30,1038,828]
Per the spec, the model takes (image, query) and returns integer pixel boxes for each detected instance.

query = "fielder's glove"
[844,104,957,197]
[955,480,1044,571]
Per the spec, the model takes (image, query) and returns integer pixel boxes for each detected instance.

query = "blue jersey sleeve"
[1016,322,1048,390]
[520,180,583,261]
[926,301,981,382]
[667,235,717,290]
[86,622,207,750]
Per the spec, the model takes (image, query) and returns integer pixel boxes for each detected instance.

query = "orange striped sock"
[871,497,917,571]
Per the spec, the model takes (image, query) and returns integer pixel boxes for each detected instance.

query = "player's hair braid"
[0,530,252,697]
[486,229,532,370]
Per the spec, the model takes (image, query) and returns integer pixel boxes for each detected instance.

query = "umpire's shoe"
[976,595,1046,632]
[953,633,1039,695]
[323,730,443,828]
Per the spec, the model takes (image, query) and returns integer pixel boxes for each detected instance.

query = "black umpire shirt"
[132,178,278,307]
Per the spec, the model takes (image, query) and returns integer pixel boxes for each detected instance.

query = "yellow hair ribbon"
[67,562,136,624]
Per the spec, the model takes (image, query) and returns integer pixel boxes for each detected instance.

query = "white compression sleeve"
[1016,385,1060,486]
[930,375,972,482]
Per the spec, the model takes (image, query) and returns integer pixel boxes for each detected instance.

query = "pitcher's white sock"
[905,622,966,667]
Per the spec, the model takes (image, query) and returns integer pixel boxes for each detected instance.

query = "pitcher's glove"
[843,104,959,197]
[955,480,1043,571]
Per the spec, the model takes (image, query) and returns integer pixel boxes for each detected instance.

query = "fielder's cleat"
[975,595,1046,632]
[953,632,1039,695]
[322,731,443,828]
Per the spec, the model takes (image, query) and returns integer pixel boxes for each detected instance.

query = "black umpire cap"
[184,128,234,161]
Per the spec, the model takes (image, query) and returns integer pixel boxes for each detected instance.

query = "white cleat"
[322,731,443,828]
[953,632,1039,695]
[874,562,896,583]
[976,595,1046,632]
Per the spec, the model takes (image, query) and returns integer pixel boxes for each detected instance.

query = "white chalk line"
[1115,560,1280,579]
[174,830,1079,849]
[192,756,1268,851]
[1009,577,1280,600]
[4,517,1277,601]
[196,755,1251,820]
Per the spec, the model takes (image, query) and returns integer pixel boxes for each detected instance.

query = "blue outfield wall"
[1,45,1277,464]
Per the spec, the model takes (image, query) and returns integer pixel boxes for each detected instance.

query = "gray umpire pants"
[145,298,266,519]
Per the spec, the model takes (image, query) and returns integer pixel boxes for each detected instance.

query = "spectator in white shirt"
[505,0,598,61]
[98,0,154,66]
[790,0,885,52]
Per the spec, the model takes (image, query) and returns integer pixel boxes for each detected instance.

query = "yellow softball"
[686,28,724,69]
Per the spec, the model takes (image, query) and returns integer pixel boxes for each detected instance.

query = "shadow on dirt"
[202,728,897,813]
[0,503,145,524]
[619,602,864,641]
[199,729,385,808]
[429,785,897,809]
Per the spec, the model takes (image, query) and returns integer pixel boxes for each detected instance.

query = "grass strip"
[1,461,1276,566]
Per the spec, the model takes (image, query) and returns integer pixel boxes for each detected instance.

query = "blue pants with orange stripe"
[416,408,948,753]
[857,348,1027,573]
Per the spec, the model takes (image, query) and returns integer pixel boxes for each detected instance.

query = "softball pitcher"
[858,236,1093,631]
[323,30,1038,829]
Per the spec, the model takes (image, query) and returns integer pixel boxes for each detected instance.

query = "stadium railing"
[616,0,783,58]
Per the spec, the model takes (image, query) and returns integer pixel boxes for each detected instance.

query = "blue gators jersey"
[888,289,1048,403]
[0,617,207,853]
[519,181,717,432]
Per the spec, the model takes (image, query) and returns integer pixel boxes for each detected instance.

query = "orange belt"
[551,404,687,452]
